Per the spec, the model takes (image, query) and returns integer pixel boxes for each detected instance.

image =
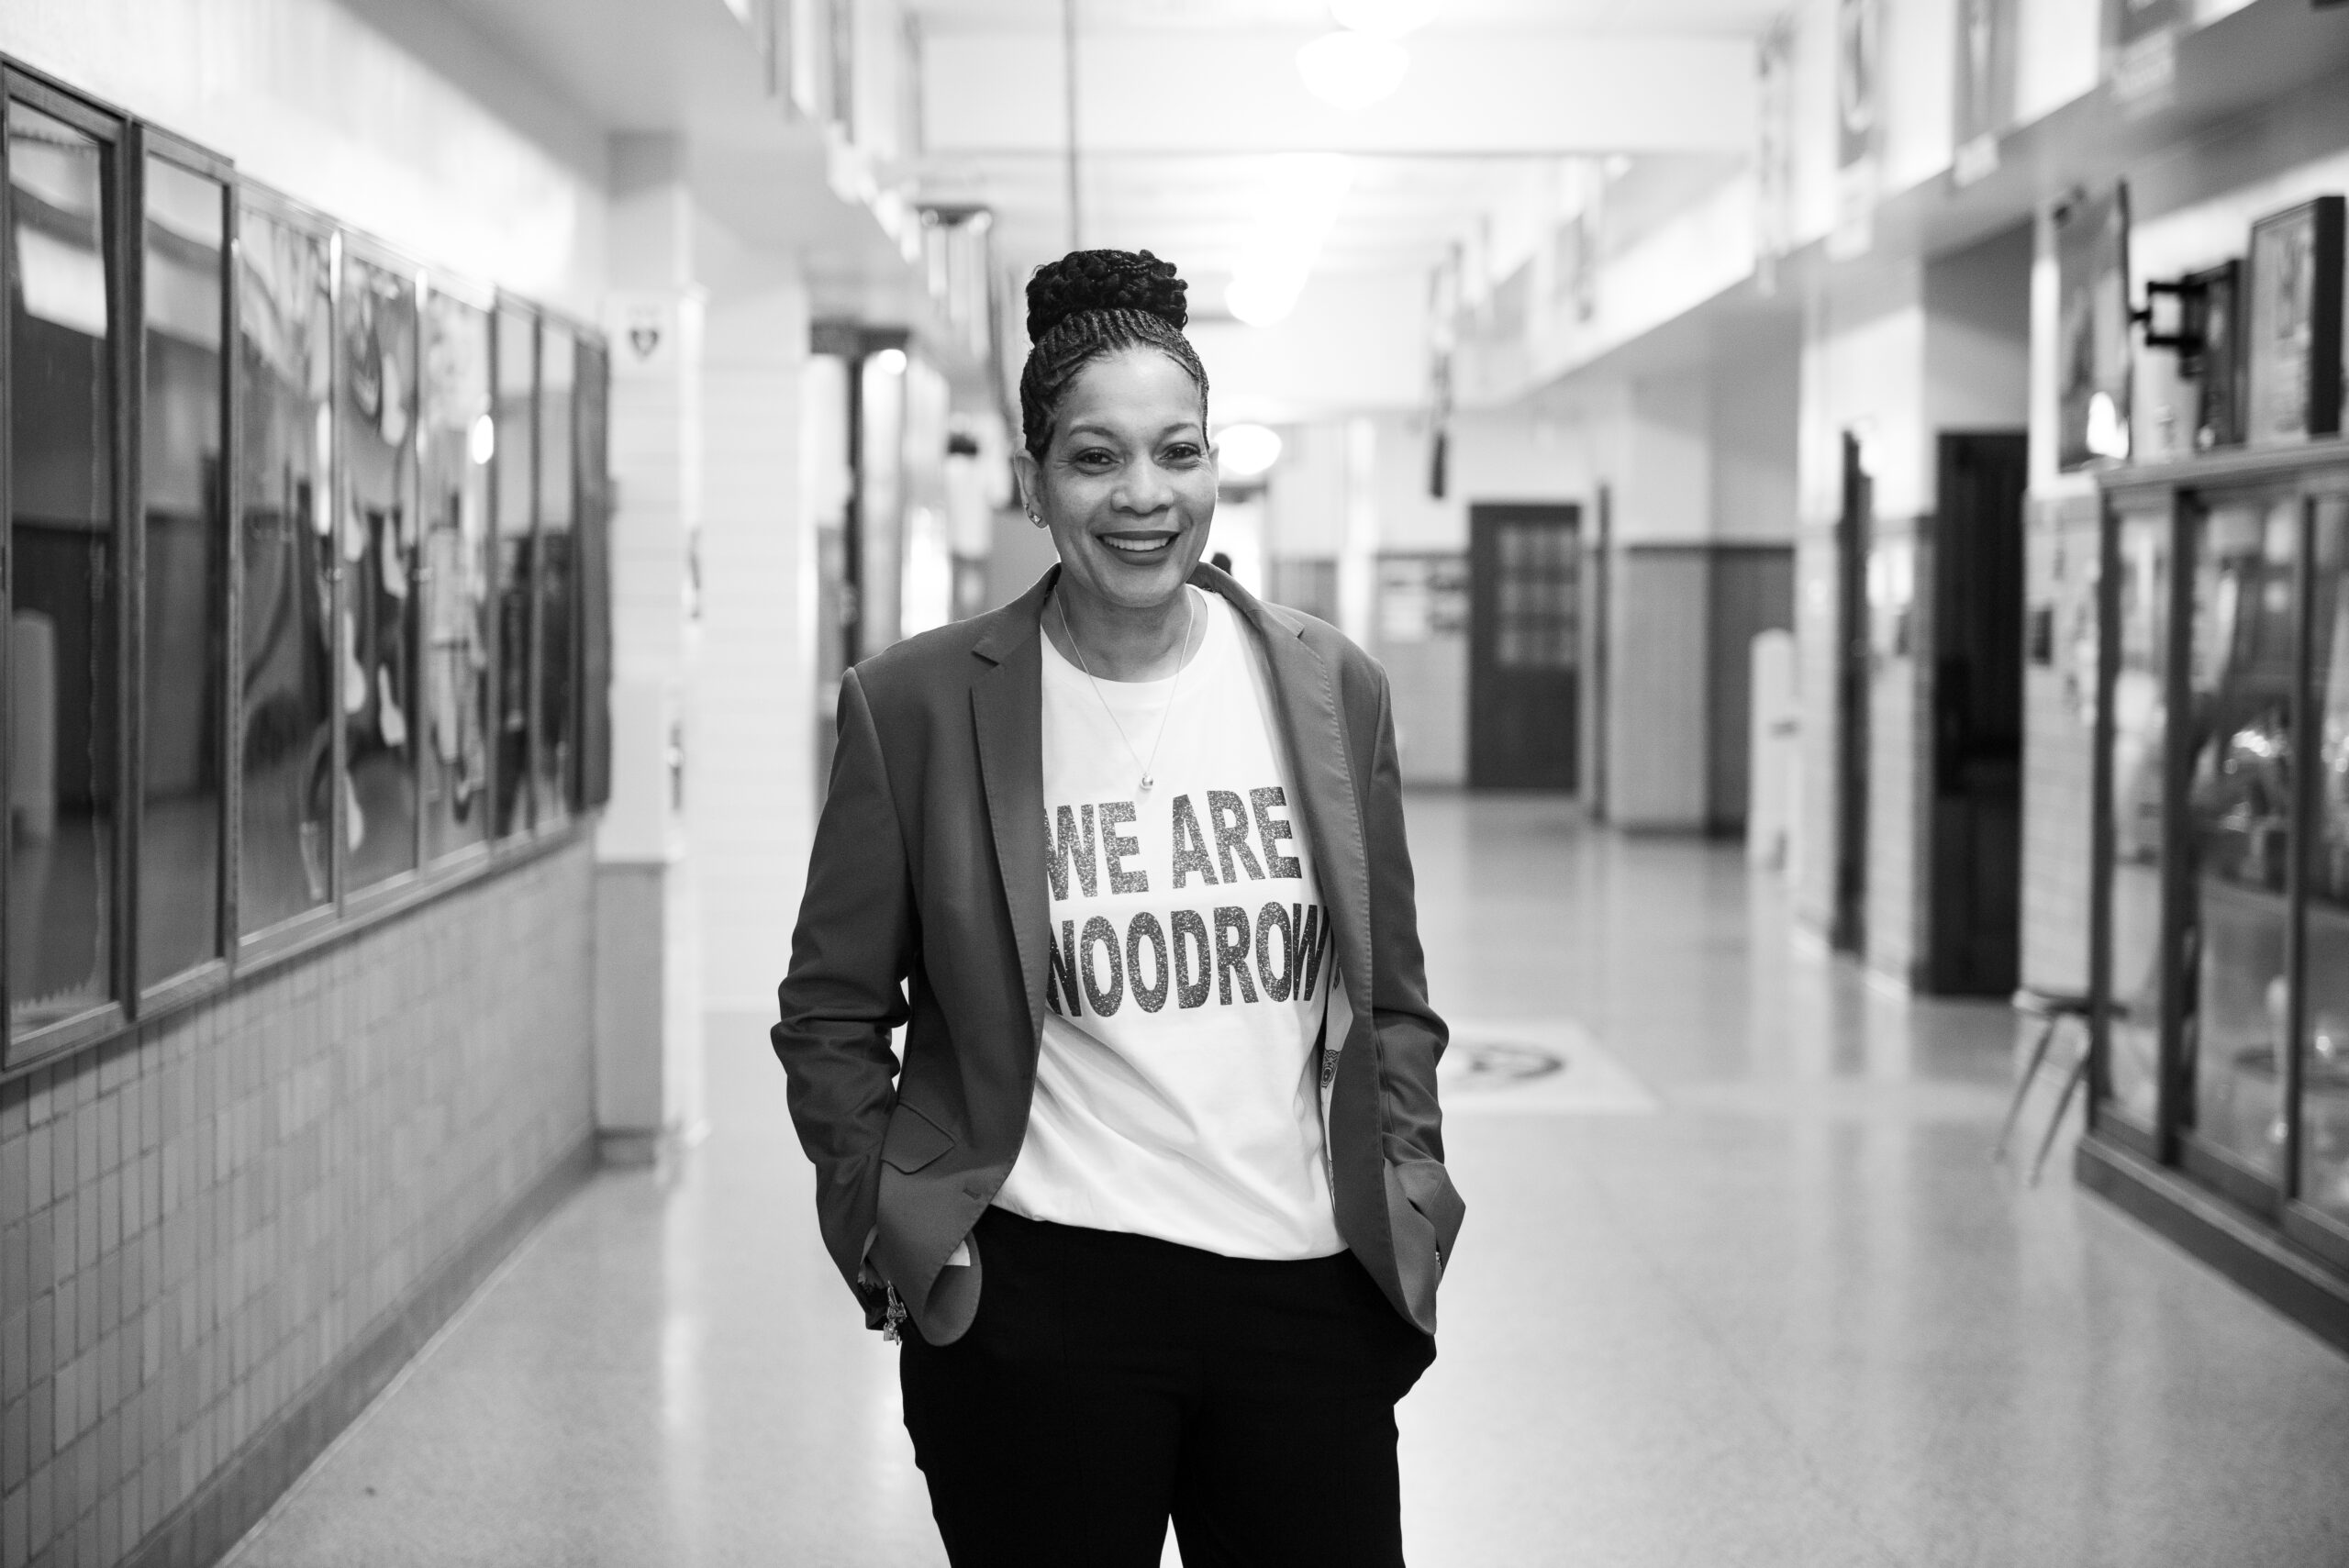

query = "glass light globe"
[1225,273,1308,327]
[1297,30,1409,112]
[1216,424,1285,479]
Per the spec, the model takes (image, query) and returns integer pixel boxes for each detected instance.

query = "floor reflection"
[228,793,2349,1568]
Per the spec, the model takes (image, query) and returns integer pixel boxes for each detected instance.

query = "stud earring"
[1028,509,1045,528]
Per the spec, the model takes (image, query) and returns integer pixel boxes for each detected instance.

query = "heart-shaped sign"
[630,324,662,360]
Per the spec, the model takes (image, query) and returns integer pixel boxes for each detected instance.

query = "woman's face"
[1019,347,1215,616]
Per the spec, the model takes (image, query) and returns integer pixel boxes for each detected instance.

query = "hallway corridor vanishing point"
[226,796,2349,1568]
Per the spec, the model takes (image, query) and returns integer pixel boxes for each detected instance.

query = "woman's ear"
[1010,448,1045,527]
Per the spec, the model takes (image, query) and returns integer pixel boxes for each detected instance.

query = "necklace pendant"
[1140,773,1155,793]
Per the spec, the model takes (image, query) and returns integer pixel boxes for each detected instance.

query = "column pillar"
[594,133,707,1163]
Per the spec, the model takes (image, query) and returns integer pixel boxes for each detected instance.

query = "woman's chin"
[1078,547,1192,604]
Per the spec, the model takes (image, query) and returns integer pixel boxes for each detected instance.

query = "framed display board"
[2056,184,2133,471]
[2188,259,2245,450]
[2244,195,2343,446]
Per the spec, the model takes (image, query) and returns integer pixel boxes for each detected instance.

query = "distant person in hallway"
[772,248,1458,1567]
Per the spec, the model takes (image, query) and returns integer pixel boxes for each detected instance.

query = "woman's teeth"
[1104,536,1173,555]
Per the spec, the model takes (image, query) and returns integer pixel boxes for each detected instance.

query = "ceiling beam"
[922,31,1755,157]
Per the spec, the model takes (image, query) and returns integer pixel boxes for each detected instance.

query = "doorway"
[1923,431,2027,994]
[1587,486,1612,818]
[1832,434,1871,953]
[1468,504,1580,790]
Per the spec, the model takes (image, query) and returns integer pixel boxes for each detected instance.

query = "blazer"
[771,562,1462,1345]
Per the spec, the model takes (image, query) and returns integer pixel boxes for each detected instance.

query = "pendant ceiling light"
[1327,0,1435,38]
[1296,28,1409,112]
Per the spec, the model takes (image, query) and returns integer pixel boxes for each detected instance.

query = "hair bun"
[1026,250,1188,342]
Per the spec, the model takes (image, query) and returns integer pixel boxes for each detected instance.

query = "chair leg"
[1994,1015,2060,1165]
[2030,1033,2090,1186]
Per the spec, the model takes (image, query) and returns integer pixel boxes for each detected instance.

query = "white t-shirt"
[993,589,1341,1260]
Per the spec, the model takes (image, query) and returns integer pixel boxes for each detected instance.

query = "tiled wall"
[0,840,597,1568]
[2021,494,2103,995]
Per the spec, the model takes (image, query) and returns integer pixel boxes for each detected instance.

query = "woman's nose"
[1113,463,1176,513]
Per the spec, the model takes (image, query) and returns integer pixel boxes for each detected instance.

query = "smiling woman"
[771,249,1460,1568]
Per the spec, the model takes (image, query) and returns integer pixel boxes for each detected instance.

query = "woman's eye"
[1163,444,1204,464]
[1072,448,1117,469]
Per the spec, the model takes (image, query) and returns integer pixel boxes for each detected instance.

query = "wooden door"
[1468,504,1580,790]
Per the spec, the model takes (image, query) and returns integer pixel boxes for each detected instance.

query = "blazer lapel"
[1214,573,1394,1277]
[972,572,1055,1042]
[1216,577,1375,1029]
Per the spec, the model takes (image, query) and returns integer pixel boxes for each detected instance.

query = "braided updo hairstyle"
[1019,249,1210,462]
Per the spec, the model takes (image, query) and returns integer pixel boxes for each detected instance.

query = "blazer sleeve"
[1363,666,1464,1245]
[773,666,915,1315]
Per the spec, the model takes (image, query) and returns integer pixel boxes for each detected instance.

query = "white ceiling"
[904,0,1769,322]
[911,0,1786,34]
[918,152,1560,285]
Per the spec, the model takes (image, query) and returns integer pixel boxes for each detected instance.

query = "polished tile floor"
[229,795,2349,1567]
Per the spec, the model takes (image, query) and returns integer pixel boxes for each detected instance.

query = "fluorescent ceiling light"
[1328,0,1434,38]
[1297,30,1409,112]
[1222,154,1355,328]
[1216,424,1284,480]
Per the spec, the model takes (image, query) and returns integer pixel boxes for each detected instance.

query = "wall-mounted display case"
[2087,438,2349,1352]
[0,56,613,1075]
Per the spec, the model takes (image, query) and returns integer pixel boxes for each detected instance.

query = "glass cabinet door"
[492,306,536,838]
[419,290,493,861]
[2303,495,2349,1223]
[340,253,421,890]
[2103,497,2172,1130]
[236,207,338,933]
[138,154,228,988]
[533,328,573,827]
[6,97,121,1039]
[2181,496,2299,1188]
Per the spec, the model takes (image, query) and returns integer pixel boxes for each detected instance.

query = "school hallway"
[219,795,2349,1568]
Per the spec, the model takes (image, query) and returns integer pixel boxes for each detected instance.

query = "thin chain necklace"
[1055,586,1197,795]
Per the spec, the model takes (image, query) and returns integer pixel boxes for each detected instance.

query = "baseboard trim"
[2076,1135,2349,1359]
[125,1133,599,1568]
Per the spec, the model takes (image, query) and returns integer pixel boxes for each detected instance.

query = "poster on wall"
[1755,17,1797,289]
[1952,0,2016,185]
[2054,185,2133,471]
[2244,195,2344,446]
[2106,0,2184,107]
[1831,0,1880,260]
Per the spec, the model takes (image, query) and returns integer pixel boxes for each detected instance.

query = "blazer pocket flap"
[1390,1156,1465,1251]
[881,1103,956,1174]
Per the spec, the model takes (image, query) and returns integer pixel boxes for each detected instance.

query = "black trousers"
[899,1207,1436,1568]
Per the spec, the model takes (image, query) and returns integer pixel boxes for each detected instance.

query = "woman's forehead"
[1058,348,1205,433]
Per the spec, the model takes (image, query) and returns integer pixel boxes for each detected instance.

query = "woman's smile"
[1099,530,1179,558]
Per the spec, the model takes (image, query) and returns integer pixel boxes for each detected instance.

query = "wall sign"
[2107,0,2184,107]
[1831,0,1880,259]
[1953,0,2016,186]
[1756,17,1797,287]
[2055,185,2134,471]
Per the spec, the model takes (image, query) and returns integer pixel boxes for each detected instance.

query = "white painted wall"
[692,215,817,1012]
[1191,271,1431,425]
[1,0,608,312]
